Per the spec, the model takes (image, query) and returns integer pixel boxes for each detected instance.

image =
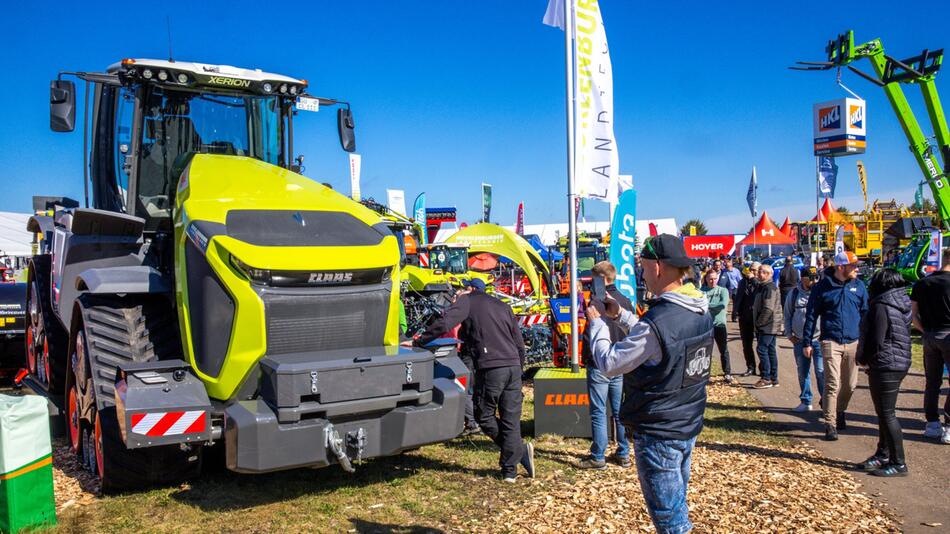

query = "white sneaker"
[503,477,518,483]
[941,425,950,445]
[924,421,943,439]
[793,403,812,413]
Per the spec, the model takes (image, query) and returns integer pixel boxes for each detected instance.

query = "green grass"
[912,334,924,371]
[53,370,790,533]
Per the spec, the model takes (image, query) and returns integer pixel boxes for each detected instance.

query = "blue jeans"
[757,334,778,382]
[633,434,696,534]
[793,339,824,405]
[587,368,629,460]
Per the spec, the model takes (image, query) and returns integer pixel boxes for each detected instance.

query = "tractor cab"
[50,59,355,232]
[424,243,469,275]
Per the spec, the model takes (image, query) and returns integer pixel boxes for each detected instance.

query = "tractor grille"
[262,284,391,355]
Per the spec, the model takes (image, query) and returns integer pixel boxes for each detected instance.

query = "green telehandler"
[793,31,950,280]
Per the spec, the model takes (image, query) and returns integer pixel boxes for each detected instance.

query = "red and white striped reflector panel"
[419,252,429,267]
[130,411,206,437]
[518,314,547,326]
[454,375,468,391]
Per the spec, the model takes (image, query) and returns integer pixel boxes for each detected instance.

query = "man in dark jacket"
[580,261,634,469]
[802,251,869,441]
[779,255,801,306]
[412,279,534,482]
[752,264,784,388]
[734,262,761,376]
[911,247,950,443]
[587,234,713,534]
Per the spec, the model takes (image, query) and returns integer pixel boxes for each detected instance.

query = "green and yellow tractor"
[25,58,468,491]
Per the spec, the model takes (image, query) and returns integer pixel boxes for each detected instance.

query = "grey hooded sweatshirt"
[589,285,710,377]
[783,281,819,341]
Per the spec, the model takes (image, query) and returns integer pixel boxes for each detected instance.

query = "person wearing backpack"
[857,269,912,477]
[784,267,824,412]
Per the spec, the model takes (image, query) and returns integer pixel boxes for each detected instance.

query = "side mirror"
[337,108,356,153]
[50,80,76,132]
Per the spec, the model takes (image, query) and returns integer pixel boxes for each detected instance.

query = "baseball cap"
[463,278,486,291]
[803,266,818,280]
[834,251,859,266]
[641,234,694,268]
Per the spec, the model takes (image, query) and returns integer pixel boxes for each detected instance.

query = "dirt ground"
[43,381,899,533]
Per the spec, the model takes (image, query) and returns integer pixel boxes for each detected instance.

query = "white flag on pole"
[387,189,406,216]
[574,1,619,202]
[349,153,361,201]
[542,0,566,30]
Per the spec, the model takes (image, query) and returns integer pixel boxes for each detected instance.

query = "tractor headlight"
[142,69,153,79]
[176,73,189,84]
[230,256,271,284]
[289,85,298,95]
[157,70,169,81]
[279,84,288,94]
[262,82,273,93]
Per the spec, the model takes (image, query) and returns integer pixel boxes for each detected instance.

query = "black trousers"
[713,324,731,374]
[460,353,476,427]
[474,365,525,477]
[738,316,757,372]
[867,369,907,465]
[923,332,950,424]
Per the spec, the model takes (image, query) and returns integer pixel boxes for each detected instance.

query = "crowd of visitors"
[409,239,950,531]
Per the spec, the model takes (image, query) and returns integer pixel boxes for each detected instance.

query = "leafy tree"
[836,206,850,214]
[679,219,708,236]
[921,198,937,213]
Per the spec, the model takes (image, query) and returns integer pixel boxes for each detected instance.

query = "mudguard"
[75,266,171,294]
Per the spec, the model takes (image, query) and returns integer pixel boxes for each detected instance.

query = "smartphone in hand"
[591,276,607,303]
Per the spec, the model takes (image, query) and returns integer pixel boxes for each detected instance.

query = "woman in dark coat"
[857,268,912,477]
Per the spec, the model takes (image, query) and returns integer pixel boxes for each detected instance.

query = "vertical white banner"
[574,0,619,201]
[387,189,407,216]
[349,153,362,201]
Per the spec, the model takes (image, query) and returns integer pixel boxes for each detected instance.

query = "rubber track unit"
[77,294,199,492]
[78,294,182,410]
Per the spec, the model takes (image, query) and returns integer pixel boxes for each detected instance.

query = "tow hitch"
[325,424,366,473]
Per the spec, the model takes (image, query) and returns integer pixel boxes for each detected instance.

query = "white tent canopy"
[0,211,33,257]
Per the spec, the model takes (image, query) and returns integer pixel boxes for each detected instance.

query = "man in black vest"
[587,234,714,534]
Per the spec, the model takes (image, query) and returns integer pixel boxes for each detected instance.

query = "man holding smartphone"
[587,234,713,534]
[580,261,634,469]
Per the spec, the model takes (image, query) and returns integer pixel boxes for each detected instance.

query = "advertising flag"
[348,154,362,201]
[746,167,758,218]
[516,202,525,235]
[413,193,427,245]
[481,183,492,223]
[386,189,406,217]
[609,189,638,304]
[542,0,565,30]
[574,0,619,202]
[857,160,868,211]
[925,228,943,272]
[818,156,838,198]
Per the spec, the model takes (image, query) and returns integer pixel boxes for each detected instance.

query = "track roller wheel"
[67,383,81,454]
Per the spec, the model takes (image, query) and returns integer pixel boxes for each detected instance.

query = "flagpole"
[564,0,580,374]
[815,156,821,255]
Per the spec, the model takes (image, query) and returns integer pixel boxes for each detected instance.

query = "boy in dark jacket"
[752,264,784,388]
[857,269,912,477]
[802,251,869,441]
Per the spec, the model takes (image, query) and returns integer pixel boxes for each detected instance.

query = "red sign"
[683,235,737,258]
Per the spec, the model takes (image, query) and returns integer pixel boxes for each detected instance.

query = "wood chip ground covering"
[480,383,900,534]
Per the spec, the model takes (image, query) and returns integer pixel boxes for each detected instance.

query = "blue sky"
[1,1,948,233]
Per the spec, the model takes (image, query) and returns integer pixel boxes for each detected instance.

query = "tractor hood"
[173,154,402,401]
